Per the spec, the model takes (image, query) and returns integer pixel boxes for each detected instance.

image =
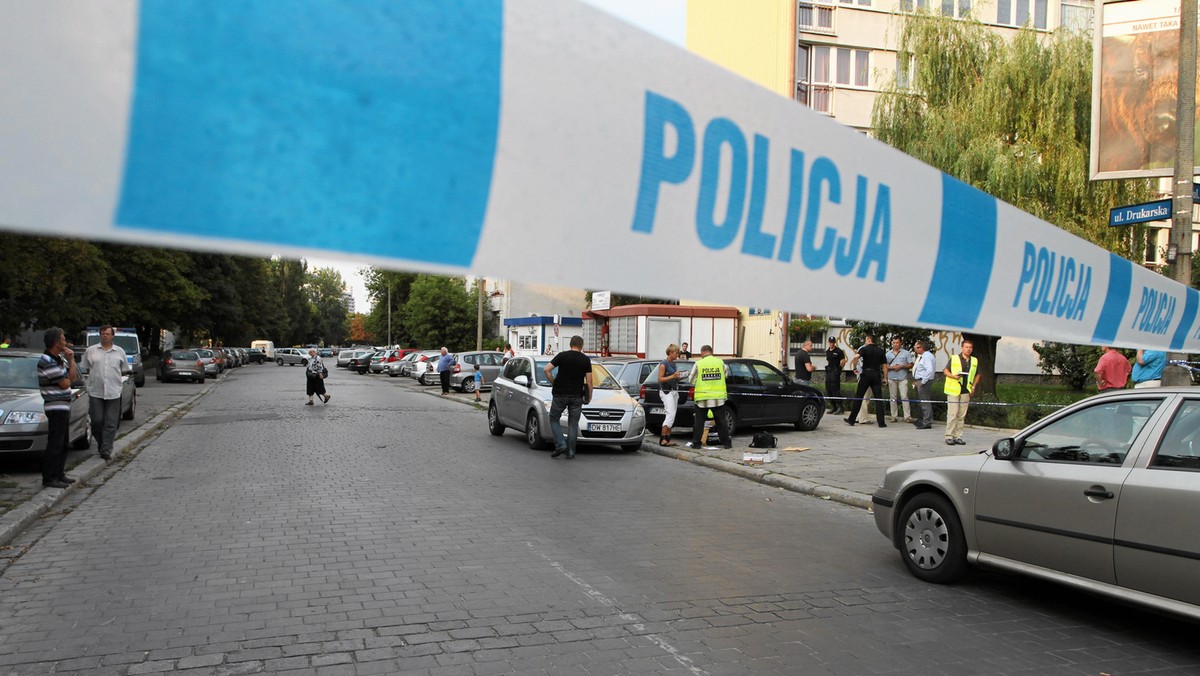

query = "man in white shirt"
[80,325,130,460]
[911,340,936,430]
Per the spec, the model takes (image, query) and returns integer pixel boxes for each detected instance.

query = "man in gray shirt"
[79,325,130,460]
[885,337,914,423]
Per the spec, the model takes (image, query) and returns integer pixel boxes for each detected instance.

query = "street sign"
[1110,199,1172,226]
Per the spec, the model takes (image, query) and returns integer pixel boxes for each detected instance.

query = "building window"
[998,0,1047,29]
[840,0,870,6]
[899,0,928,11]
[833,48,870,87]
[1060,0,1092,32]
[797,43,836,113]
[798,1,835,34]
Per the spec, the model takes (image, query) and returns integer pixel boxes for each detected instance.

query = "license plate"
[178,371,195,376]
[649,407,664,415]
[589,423,622,432]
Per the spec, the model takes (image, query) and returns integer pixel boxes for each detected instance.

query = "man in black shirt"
[543,335,593,459]
[793,340,814,385]
[845,335,887,427]
[825,337,846,415]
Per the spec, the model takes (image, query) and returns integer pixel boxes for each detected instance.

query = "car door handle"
[1083,486,1114,500]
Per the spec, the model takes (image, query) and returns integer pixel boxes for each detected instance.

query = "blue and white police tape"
[1,0,1197,352]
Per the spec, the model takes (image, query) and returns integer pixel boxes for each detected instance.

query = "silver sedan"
[873,387,1199,621]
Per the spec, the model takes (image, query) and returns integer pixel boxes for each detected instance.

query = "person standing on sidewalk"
[824,337,846,415]
[1094,346,1131,392]
[436,347,454,395]
[37,328,78,488]
[473,363,484,402]
[793,340,815,385]
[846,335,887,427]
[79,325,130,461]
[1131,349,1165,388]
[305,349,330,405]
[656,344,686,446]
[885,337,914,423]
[687,345,733,450]
[911,341,936,430]
[943,340,979,445]
[544,335,592,459]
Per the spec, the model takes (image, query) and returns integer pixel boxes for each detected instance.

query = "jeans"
[915,380,933,427]
[89,396,121,458]
[887,378,911,419]
[44,409,69,483]
[549,395,584,457]
[945,393,970,439]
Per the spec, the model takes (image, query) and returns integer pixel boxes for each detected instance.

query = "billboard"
[1091,0,1199,179]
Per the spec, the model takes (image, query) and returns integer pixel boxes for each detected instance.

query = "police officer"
[824,337,846,414]
[942,339,979,445]
[687,345,733,450]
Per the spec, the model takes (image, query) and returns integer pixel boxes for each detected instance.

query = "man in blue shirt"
[436,347,455,395]
[1131,349,1165,388]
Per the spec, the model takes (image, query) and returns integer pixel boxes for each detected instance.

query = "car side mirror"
[514,375,530,387]
[992,437,1016,460]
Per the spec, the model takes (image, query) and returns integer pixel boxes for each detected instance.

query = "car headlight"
[633,404,645,418]
[542,399,554,412]
[5,411,47,425]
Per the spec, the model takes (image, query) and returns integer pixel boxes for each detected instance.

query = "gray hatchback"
[873,387,1200,621]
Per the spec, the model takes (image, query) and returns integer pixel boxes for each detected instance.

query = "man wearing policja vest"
[687,345,733,450]
[943,340,980,446]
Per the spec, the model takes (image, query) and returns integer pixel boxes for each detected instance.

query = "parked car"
[195,349,221,378]
[873,387,1200,622]
[387,351,423,377]
[336,349,357,368]
[598,359,662,398]
[403,350,441,379]
[274,347,309,367]
[447,351,505,392]
[245,348,266,365]
[487,356,646,452]
[318,348,334,358]
[218,347,240,368]
[640,358,824,436]
[0,349,126,453]
[414,353,446,385]
[347,350,376,374]
[369,349,406,374]
[156,349,206,383]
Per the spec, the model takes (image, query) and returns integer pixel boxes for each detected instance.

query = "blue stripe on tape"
[1170,286,1199,350]
[115,0,502,267]
[1091,254,1131,343]
[917,175,996,328]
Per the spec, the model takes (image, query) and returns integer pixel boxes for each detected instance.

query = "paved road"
[0,365,1197,675]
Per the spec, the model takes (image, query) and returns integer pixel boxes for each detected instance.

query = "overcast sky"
[313,0,686,312]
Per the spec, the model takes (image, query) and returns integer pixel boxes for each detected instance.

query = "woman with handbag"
[305,348,331,405]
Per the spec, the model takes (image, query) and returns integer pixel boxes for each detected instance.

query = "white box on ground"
[743,449,778,464]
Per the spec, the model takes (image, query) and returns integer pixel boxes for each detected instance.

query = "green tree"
[364,268,418,346]
[307,266,349,346]
[0,234,117,341]
[846,321,934,353]
[271,258,312,346]
[871,15,1156,397]
[1032,342,1103,391]
[401,275,476,350]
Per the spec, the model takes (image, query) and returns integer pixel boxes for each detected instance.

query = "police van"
[85,327,145,387]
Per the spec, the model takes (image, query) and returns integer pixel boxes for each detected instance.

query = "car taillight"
[687,386,695,398]
[196,360,203,368]
[164,358,173,366]
[454,364,460,373]
[639,385,645,399]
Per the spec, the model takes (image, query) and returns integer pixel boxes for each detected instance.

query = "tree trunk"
[963,332,999,399]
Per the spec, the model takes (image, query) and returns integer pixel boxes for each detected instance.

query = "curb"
[641,442,874,511]
[0,382,214,548]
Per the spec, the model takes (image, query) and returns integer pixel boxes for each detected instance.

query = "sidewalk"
[439,387,1019,511]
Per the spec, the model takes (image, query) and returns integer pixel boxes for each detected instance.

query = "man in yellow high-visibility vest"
[687,345,732,450]
[942,339,980,446]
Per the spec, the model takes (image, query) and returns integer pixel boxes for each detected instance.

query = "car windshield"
[88,333,138,355]
[0,356,40,389]
[533,359,620,389]
[170,351,199,360]
[197,350,213,358]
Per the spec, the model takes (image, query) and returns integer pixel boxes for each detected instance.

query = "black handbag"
[321,366,329,378]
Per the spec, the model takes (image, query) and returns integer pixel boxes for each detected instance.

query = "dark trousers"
[44,409,69,483]
[691,404,732,448]
[439,370,451,394]
[916,380,934,427]
[89,396,121,457]
[825,370,843,413]
[848,370,886,426]
[306,374,326,396]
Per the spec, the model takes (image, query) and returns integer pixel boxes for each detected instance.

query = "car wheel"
[526,412,549,450]
[461,378,476,393]
[134,375,144,388]
[71,414,92,450]
[898,493,967,584]
[719,407,737,438]
[276,358,284,366]
[122,391,136,421]
[795,400,822,431]
[301,359,308,366]
[488,402,505,436]
[419,373,429,386]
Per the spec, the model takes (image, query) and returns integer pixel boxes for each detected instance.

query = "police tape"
[697,392,1067,408]
[1,0,1196,352]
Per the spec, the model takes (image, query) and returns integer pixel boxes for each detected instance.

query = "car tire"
[301,359,308,366]
[122,391,136,421]
[488,402,505,436]
[276,358,284,366]
[795,400,822,431]
[461,378,476,393]
[71,415,91,450]
[719,407,737,438]
[898,492,968,584]
[419,373,429,386]
[526,412,549,450]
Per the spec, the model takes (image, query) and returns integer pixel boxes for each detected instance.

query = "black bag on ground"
[749,431,777,448]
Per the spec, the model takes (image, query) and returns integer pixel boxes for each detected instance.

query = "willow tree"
[872,15,1156,396]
